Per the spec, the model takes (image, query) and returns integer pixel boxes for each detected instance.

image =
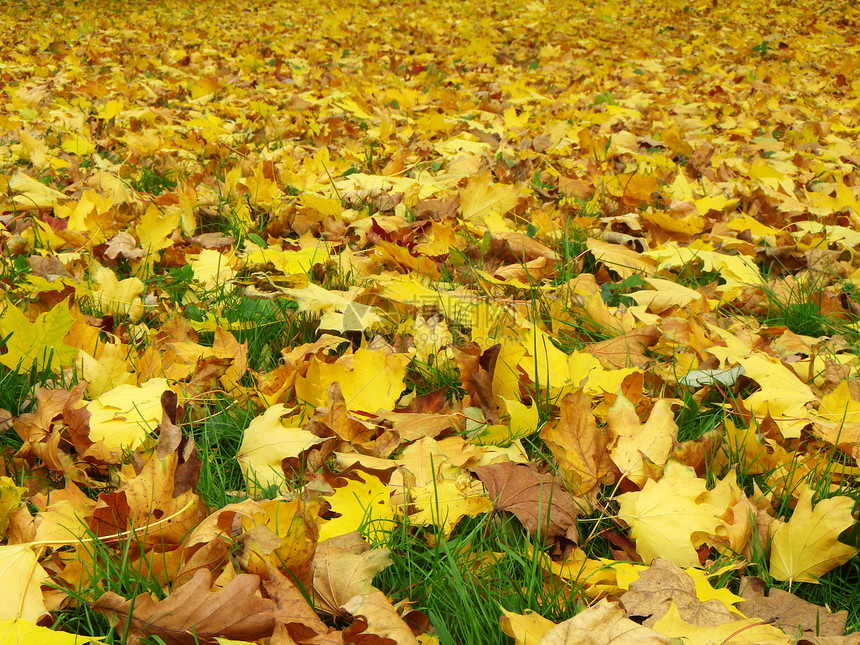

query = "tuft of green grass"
[50,528,170,644]
[762,287,837,339]
[673,260,722,291]
[551,220,591,287]
[129,164,177,196]
[373,513,582,645]
[190,392,260,507]
[184,290,320,374]
[675,388,731,443]
[405,356,466,402]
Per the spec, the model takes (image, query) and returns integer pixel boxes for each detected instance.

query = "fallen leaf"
[608,395,677,488]
[740,576,848,637]
[0,619,102,645]
[0,545,50,622]
[472,461,580,541]
[236,404,328,494]
[0,299,76,372]
[617,461,722,568]
[312,532,392,616]
[540,390,616,496]
[769,486,858,584]
[92,569,278,645]
[500,608,556,645]
[620,558,735,627]
[537,598,670,645]
[341,591,419,645]
[653,600,792,644]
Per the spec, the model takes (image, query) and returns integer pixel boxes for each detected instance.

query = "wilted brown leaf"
[538,599,670,645]
[540,390,616,496]
[740,577,848,637]
[472,461,580,541]
[621,559,735,627]
[93,569,279,645]
[312,532,392,616]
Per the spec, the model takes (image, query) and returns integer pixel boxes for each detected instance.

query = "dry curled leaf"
[92,569,278,645]
[621,558,735,627]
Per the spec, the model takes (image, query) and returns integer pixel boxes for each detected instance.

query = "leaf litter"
[1,0,860,642]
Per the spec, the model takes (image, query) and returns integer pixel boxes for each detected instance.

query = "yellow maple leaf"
[77,340,136,398]
[0,479,24,539]
[617,461,722,567]
[0,619,101,645]
[300,193,342,217]
[295,347,409,413]
[807,181,860,217]
[10,131,49,168]
[0,299,77,372]
[694,194,739,216]
[652,601,791,645]
[135,203,179,256]
[60,132,95,157]
[190,249,236,291]
[244,244,331,275]
[96,98,123,120]
[458,171,521,226]
[88,263,145,322]
[520,323,571,391]
[237,404,327,495]
[0,545,50,621]
[736,353,816,439]
[409,478,491,537]
[644,243,760,297]
[276,283,381,333]
[629,277,703,313]
[769,486,857,584]
[586,238,657,279]
[811,379,860,450]
[501,397,539,440]
[33,500,90,547]
[54,189,113,236]
[7,172,67,210]
[318,472,395,542]
[86,378,170,452]
[609,395,677,488]
[499,608,555,645]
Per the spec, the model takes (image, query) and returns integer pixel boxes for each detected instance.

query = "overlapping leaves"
[1,0,860,642]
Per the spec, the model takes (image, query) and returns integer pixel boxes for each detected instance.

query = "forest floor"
[2,0,860,643]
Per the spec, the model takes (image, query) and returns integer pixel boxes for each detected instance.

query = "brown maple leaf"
[472,461,581,541]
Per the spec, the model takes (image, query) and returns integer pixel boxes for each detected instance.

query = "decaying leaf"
[92,570,278,645]
[535,599,670,645]
[472,461,580,541]
[620,558,735,627]
[540,390,616,496]
[740,577,848,637]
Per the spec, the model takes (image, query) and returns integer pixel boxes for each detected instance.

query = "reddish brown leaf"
[472,461,580,541]
[92,569,278,645]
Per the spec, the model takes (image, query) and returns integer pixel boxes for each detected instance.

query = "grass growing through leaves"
[375,515,581,645]
[5,0,860,642]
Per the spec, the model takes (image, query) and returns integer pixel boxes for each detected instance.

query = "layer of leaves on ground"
[2,0,860,643]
